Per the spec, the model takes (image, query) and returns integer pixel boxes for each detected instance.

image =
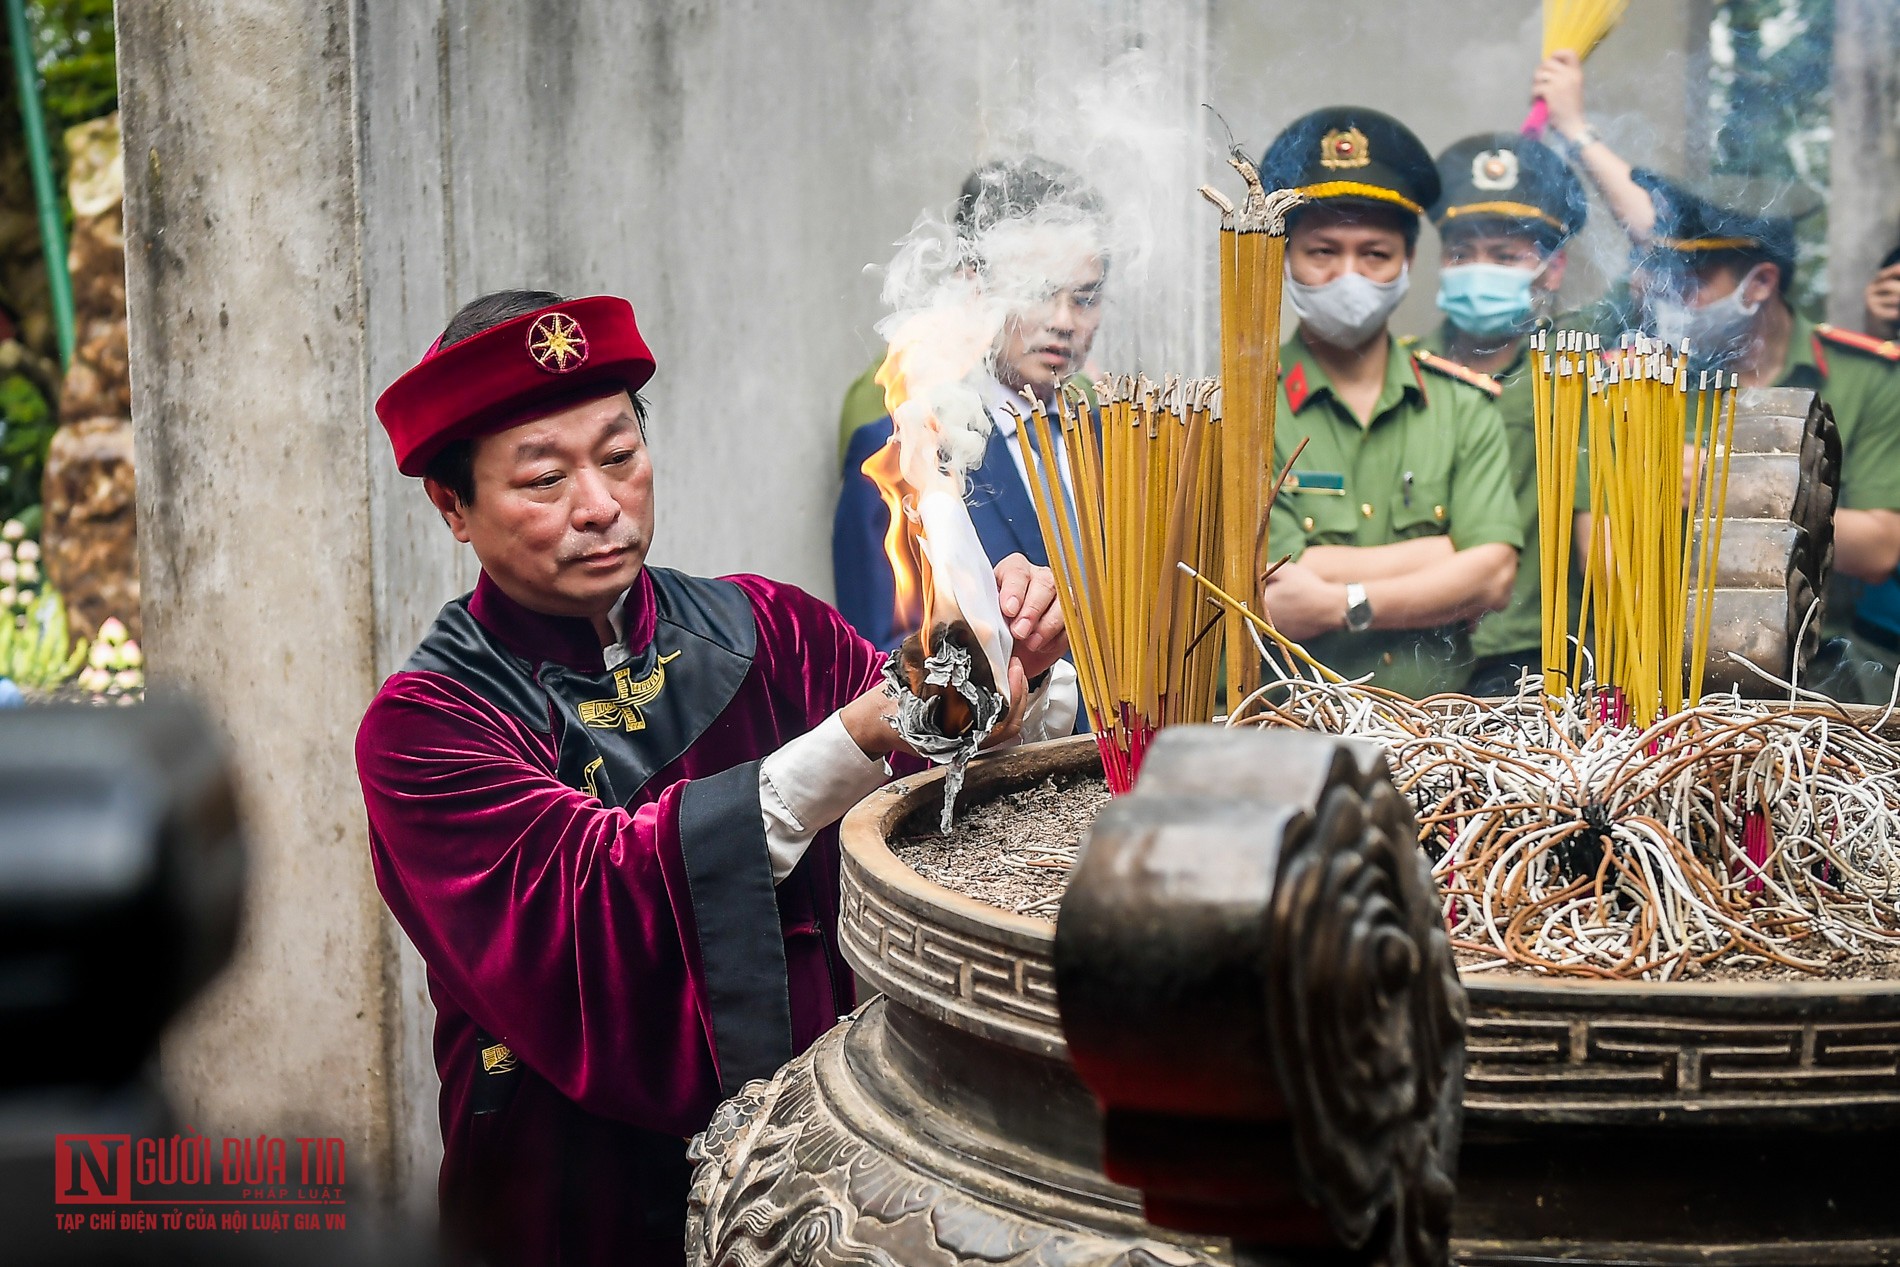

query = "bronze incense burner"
[690,728,1900,1266]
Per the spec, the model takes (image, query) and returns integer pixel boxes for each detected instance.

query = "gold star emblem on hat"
[527,311,590,373]
[1320,126,1371,170]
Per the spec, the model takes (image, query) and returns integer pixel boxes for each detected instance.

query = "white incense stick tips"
[1198,185,1237,225]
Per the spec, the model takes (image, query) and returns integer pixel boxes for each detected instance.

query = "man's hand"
[839,684,909,761]
[839,657,1036,760]
[979,659,1032,750]
[1533,51,1588,141]
[1866,262,1900,338]
[1262,562,1346,642]
[994,553,1069,679]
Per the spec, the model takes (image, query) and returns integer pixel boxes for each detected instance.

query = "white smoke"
[869,46,1220,479]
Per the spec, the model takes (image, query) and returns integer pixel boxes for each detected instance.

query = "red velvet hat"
[375,295,656,477]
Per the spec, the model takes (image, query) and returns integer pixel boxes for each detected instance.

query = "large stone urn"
[688,727,1900,1266]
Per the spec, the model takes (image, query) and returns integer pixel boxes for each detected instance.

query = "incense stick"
[1533,331,1737,726]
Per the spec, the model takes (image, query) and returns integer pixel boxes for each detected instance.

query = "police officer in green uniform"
[1413,133,1588,697]
[1538,52,1900,702]
[1646,176,1900,701]
[1256,107,1522,699]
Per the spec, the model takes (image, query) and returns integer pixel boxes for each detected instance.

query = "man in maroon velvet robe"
[356,290,1076,1265]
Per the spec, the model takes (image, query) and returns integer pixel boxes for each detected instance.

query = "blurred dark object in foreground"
[0,703,244,1089]
[1056,726,1467,1267]
[0,701,428,1265]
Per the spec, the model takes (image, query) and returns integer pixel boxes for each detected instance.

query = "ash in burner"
[894,772,1110,918]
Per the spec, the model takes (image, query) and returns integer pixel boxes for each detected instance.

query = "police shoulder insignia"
[1815,324,1900,364]
[1412,350,1503,398]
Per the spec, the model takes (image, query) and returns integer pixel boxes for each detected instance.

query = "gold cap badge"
[1471,149,1519,191]
[1320,127,1371,170]
[527,311,590,373]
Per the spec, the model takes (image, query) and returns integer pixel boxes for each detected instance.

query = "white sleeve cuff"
[759,712,892,883]
[1014,657,1080,745]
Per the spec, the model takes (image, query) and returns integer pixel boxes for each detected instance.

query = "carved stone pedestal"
[687,998,1217,1267]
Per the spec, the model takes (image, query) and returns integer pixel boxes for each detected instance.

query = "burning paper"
[866,381,1016,827]
[862,164,1118,821]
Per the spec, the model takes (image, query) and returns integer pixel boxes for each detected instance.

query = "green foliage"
[0,371,53,521]
[0,586,86,689]
[1708,0,1834,318]
[0,2,116,525]
[29,0,115,132]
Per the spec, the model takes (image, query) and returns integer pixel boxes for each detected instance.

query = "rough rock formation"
[42,112,136,641]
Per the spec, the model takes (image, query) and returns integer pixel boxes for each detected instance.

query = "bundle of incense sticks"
[1012,376,1229,793]
[1533,330,1738,726]
[1522,0,1631,134]
[1201,157,1303,713]
[1007,160,1299,793]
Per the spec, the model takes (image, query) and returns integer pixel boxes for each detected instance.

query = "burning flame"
[862,307,996,639]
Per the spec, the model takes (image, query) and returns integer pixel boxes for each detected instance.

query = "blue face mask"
[1436,262,1538,338]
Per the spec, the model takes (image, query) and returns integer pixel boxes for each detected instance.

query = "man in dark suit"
[832,157,1106,651]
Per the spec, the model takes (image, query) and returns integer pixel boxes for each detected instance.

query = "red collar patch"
[1284,362,1310,413]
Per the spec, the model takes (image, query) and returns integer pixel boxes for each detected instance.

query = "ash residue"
[894,772,1109,918]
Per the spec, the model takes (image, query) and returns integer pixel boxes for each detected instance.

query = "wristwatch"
[1344,583,1373,633]
[1555,123,1601,163]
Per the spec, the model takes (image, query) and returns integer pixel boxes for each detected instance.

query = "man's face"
[1634,258,1777,317]
[426,391,654,619]
[1286,208,1412,286]
[1442,226,1565,293]
[992,254,1107,400]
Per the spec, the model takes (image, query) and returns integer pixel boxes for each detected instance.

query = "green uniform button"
[1434,504,1446,520]
[1361,502,1374,518]
[1302,516,1315,532]
[1382,651,1395,665]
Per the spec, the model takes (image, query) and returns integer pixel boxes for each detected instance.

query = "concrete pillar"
[119,0,396,1197]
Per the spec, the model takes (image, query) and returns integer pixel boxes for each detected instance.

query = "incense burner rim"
[840,724,1900,1125]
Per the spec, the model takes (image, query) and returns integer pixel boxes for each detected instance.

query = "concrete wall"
[123,0,1711,1219]
[1828,0,1900,330]
[119,0,394,1191]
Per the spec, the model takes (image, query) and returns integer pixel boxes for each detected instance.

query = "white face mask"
[1649,265,1767,363]
[1287,263,1411,349]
